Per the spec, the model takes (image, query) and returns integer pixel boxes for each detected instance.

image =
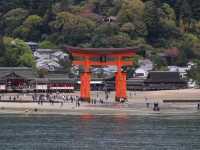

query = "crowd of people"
[34,93,81,107]
[0,91,113,108]
[1,91,200,111]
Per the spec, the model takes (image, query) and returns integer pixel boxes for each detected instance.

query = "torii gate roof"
[65,46,139,55]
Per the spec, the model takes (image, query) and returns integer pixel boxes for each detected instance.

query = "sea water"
[0,114,200,150]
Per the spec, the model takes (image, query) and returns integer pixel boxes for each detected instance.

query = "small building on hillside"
[34,49,69,71]
[34,49,55,59]
[133,59,153,78]
[134,68,148,78]
[138,59,153,71]
[168,66,190,78]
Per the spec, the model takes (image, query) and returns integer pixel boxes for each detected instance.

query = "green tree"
[3,8,29,35]
[0,31,5,65]
[152,55,167,70]
[3,37,35,67]
[175,0,193,32]
[145,2,181,47]
[190,20,200,38]
[39,40,58,49]
[117,0,147,37]
[59,57,72,73]
[49,11,96,45]
[91,23,121,47]
[14,15,43,41]
[159,3,180,42]
[144,0,161,44]
[0,13,5,56]
[190,0,200,20]
[187,60,200,85]
[95,23,119,36]
[175,50,188,66]
[107,33,133,47]
[19,52,35,67]
[117,0,145,23]
[180,33,199,59]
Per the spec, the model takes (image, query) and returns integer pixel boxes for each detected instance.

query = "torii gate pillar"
[79,57,91,102]
[115,72,127,102]
[115,56,127,102]
[80,72,91,102]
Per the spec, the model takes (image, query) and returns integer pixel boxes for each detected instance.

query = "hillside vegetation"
[0,0,200,69]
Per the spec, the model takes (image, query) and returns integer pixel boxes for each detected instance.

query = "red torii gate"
[66,46,137,102]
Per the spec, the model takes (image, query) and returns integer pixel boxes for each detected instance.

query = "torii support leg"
[115,72,127,102]
[80,72,91,102]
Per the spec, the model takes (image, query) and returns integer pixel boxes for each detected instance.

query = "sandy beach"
[0,89,200,116]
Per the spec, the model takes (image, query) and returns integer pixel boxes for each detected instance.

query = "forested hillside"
[0,0,200,68]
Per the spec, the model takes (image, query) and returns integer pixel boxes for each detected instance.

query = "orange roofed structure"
[65,46,139,102]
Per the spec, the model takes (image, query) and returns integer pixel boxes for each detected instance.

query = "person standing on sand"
[94,99,96,104]
[71,96,73,103]
[78,100,80,107]
[13,96,16,101]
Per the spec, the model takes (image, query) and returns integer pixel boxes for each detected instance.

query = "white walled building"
[33,49,69,71]
[134,68,148,78]
[168,66,189,78]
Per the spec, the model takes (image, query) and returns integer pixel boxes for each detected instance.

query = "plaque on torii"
[66,46,138,102]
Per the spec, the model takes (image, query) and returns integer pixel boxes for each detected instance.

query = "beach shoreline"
[0,102,199,116]
[0,89,200,116]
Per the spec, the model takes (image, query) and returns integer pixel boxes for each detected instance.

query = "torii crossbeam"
[66,46,138,102]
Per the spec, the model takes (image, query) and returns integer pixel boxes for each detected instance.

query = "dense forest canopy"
[0,0,200,69]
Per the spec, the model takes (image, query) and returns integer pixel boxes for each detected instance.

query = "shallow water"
[0,114,200,150]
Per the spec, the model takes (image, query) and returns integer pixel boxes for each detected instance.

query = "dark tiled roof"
[35,78,75,84]
[145,71,185,83]
[127,78,145,85]
[0,67,75,84]
[48,79,74,84]
[36,73,75,84]
[44,73,69,79]
[0,67,37,79]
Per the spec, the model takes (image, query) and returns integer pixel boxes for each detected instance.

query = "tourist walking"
[197,104,200,110]
[153,103,160,111]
